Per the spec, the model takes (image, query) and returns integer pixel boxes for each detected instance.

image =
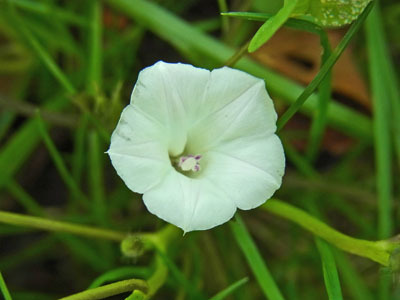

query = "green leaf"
[156,249,206,300]
[276,1,374,131]
[334,251,374,300]
[365,3,393,241]
[208,277,249,300]
[0,272,13,300]
[316,239,343,300]
[248,0,298,52]
[305,0,372,27]
[221,12,323,34]
[35,111,89,208]
[230,214,285,300]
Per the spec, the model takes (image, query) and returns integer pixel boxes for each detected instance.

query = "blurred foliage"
[0,0,399,299]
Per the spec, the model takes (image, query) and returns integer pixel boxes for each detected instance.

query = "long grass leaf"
[276,2,374,131]
[0,272,12,300]
[208,277,249,300]
[365,3,394,240]
[35,111,89,207]
[365,4,394,299]
[87,0,102,92]
[0,97,68,190]
[0,236,57,271]
[0,111,15,142]
[230,214,285,300]
[315,239,343,300]
[334,250,374,300]
[248,0,298,52]
[6,180,44,216]
[7,5,76,94]
[156,249,206,300]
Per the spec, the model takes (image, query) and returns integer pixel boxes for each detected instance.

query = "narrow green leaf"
[365,3,393,241]
[276,2,374,131]
[222,12,323,34]
[7,5,76,94]
[316,239,343,300]
[208,277,249,300]
[0,236,57,271]
[0,97,68,190]
[306,33,332,161]
[248,0,298,52]
[11,0,88,26]
[6,180,44,216]
[58,235,112,271]
[0,111,15,142]
[88,131,107,224]
[230,214,285,300]
[334,250,374,300]
[35,111,89,207]
[87,0,103,92]
[217,0,229,37]
[306,0,372,27]
[156,249,206,300]
[71,114,89,191]
[365,4,394,299]
[88,131,114,263]
[0,272,12,300]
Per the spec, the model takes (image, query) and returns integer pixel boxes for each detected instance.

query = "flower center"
[177,154,202,172]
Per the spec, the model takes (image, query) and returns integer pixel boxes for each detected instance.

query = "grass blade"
[276,2,374,131]
[0,97,68,190]
[230,214,285,300]
[248,0,298,52]
[0,111,15,142]
[0,236,57,271]
[208,277,249,300]
[87,0,102,92]
[88,131,107,224]
[156,249,206,300]
[365,3,394,240]
[7,5,76,94]
[334,250,374,300]
[0,272,12,300]
[306,33,332,161]
[365,4,394,299]
[35,111,89,208]
[6,180,44,216]
[316,239,343,300]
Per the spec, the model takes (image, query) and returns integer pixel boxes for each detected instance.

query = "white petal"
[108,105,171,193]
[187,67,277,153]
[143,170,236,232]
[131,61,210,156]
[199,134,285,210]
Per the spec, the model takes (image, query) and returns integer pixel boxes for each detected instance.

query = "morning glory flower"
[107,61,285,232]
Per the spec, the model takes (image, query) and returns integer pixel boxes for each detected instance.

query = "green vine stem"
[262,199,399,266]
[0,210,127,241]
[58,278,148,300]
[121,225,181,299]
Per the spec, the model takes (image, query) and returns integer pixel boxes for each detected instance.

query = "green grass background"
[0,0,399,299]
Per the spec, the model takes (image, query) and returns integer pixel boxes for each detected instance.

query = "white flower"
[107,61,285,232]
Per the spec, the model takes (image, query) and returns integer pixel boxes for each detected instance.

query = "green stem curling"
[59,278,148,300]
[262,199,399,266]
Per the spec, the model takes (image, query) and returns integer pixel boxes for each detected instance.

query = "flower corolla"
[108,61,285,232]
